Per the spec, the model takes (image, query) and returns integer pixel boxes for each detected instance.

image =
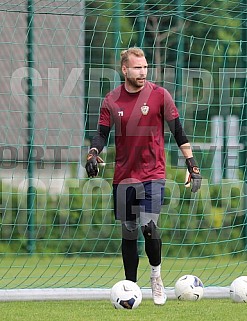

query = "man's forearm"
[179,142,193,159]
[90,125,110,153]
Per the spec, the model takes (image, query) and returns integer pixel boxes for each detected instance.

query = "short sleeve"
[163,88,179,122]
[98,97,112,128]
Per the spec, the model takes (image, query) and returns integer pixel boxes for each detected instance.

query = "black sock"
[142,220,162,267]
[144,237,162,266]
[121,238,139,282]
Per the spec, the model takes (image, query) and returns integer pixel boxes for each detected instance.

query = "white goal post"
[0,287,230,302]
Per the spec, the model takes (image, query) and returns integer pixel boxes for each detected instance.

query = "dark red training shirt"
[98,81,179,184]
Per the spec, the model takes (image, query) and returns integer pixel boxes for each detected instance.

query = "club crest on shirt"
[141,103,149,115]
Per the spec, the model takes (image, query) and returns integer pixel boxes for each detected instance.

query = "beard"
[126,76,146,89]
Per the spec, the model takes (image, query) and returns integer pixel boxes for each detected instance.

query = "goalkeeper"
[85,47,202,305]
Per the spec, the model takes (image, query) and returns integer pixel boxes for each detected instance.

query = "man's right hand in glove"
[85,148,105,178]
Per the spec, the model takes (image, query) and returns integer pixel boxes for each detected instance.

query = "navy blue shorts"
[113,179,165,222]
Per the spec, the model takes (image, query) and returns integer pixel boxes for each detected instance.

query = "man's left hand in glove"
[185,157,202,193]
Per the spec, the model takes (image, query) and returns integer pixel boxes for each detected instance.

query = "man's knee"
[122,221,139,240]
[141,220,160,240]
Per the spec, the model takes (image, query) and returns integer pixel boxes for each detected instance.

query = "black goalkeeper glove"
[85,148,105,178]
[185,157,202,193]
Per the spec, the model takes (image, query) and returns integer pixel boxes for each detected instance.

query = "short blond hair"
[120,47,145,67]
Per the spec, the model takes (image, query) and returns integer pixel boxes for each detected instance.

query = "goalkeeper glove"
[185,157,202,193]
[85,148,105,178]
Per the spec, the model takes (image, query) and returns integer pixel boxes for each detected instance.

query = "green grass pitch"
[0,299,246,321]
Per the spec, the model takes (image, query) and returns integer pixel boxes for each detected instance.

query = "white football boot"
[150,276,167,305]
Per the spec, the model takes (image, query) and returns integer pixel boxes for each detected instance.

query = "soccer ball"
[175,274,204,301]
[230,276,247,303]
[110,280,142,309]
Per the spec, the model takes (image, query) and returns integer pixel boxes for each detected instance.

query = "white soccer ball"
[175,274,204,301]
[110,280,142,309]
[230,276,247,303]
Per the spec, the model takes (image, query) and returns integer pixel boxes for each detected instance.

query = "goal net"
[0,0,246,301]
